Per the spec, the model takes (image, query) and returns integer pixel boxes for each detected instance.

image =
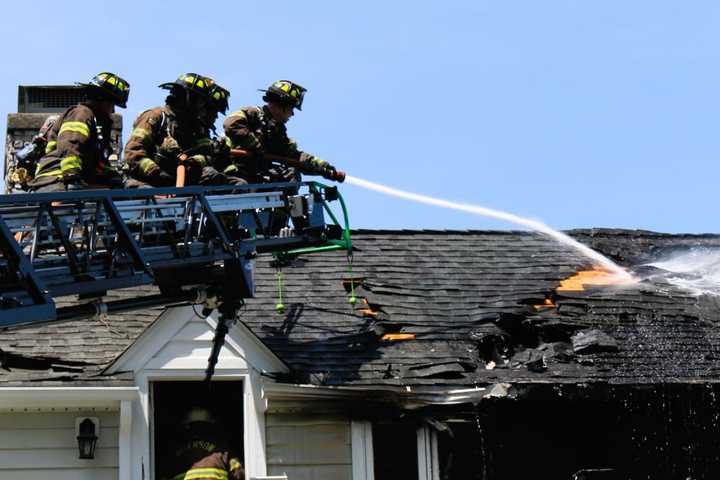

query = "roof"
[1,229,720,388]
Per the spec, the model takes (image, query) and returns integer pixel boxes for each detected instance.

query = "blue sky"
[1,1,718,233]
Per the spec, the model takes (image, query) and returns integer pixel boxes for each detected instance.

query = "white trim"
[107,307,190,374]
[417,426,439,480]
[351,421,375,480]
[263,381,498,407]
[107,306,288,375]
[130,370,268,480]
[119,399,133,480]
[244,369,268,478]
[220,317,290,374]
[0,386,138,409]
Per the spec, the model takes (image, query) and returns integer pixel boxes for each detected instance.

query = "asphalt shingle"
[1,229,720,388]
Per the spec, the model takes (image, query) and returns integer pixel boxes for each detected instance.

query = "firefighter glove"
[311,157,329,169]
[64,177,87,191]
[212,137,231,158]
[106,175,125,189]
[181,154,208,169]
[150,169,175,186]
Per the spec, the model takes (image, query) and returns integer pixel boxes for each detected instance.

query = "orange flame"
[532,266,635,310]
[381,333,416,341]
[533,298,556,311]
[556,267,631,292]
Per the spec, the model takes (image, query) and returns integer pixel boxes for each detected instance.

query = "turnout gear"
[28,103,121,192]
[79,72,130,108]
[260,80,306,110]
[122,106,245,187]
[6,114,59,191]
[169,408,244,480]
[222,105,338,183]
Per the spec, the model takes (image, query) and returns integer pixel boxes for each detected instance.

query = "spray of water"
[345,175,633,281]
[648,248,720,296]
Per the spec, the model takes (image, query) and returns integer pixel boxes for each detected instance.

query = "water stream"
[646,248,720,296]
[345,175,633,281]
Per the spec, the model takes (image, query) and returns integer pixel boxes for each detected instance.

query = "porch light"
[76,418,98,459]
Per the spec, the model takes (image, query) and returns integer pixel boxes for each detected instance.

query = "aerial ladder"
[0,182,351,380]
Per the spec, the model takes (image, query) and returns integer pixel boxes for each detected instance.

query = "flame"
[381,333,416,341]
[532,266,636,310]
[533,298,556,311]
[556,266,633,292]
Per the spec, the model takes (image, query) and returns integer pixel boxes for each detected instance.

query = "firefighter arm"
[223,110,262,153]
[54,115,92,182]
[123,111,162,180]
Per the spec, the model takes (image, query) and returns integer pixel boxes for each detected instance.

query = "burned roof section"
[245,229,720,387]
[0,229,719,387]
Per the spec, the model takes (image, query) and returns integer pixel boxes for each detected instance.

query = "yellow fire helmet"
[261,80,307,110]
[210,83,230,114]
[79,72,130,108]
[159,73,216,100]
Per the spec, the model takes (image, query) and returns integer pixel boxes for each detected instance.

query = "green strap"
[276,267,285,314]
[347,254,357,305]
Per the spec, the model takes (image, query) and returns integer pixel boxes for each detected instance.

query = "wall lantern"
[76,417,99,459]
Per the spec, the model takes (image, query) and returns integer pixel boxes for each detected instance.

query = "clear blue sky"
[1,1,718,233]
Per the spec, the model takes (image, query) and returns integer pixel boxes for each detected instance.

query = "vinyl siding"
[266,412,352,480]
[0,411,119,479]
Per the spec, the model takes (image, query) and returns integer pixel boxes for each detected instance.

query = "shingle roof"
[1,229,720,388]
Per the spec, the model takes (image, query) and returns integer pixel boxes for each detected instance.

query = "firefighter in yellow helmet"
[168,407,245,480]
[28,72,128,192]
[221,80,343,184]
[122,73,244,188]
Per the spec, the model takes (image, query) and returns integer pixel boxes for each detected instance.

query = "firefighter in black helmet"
[220,80,343,184]
[122,73,245,188]
[28,72,128,192]
[165,407,245,480]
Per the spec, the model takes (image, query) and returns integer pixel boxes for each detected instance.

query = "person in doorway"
[28,72,128,192]
[221,79,342,184]
[122,73,244,188]
[169,407,245,480]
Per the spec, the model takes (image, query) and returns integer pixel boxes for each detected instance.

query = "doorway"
[153,381,244,480]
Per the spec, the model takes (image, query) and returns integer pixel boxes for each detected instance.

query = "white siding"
[266,413,352,480]
[0,411,119,479]
[144,317,250,370]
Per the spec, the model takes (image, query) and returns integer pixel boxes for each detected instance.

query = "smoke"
[345,175,633,281]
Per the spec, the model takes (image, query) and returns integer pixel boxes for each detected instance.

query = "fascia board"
[0,386,139,409]
[216,317,290,374]
[262,382,503,407]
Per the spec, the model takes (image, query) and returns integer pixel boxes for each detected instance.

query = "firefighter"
[28,72,128,192]
[204,83,247,183]
[170,407,244,480]
[221,80,342,184]
[7,114,58,192]
[123,73,244,188]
